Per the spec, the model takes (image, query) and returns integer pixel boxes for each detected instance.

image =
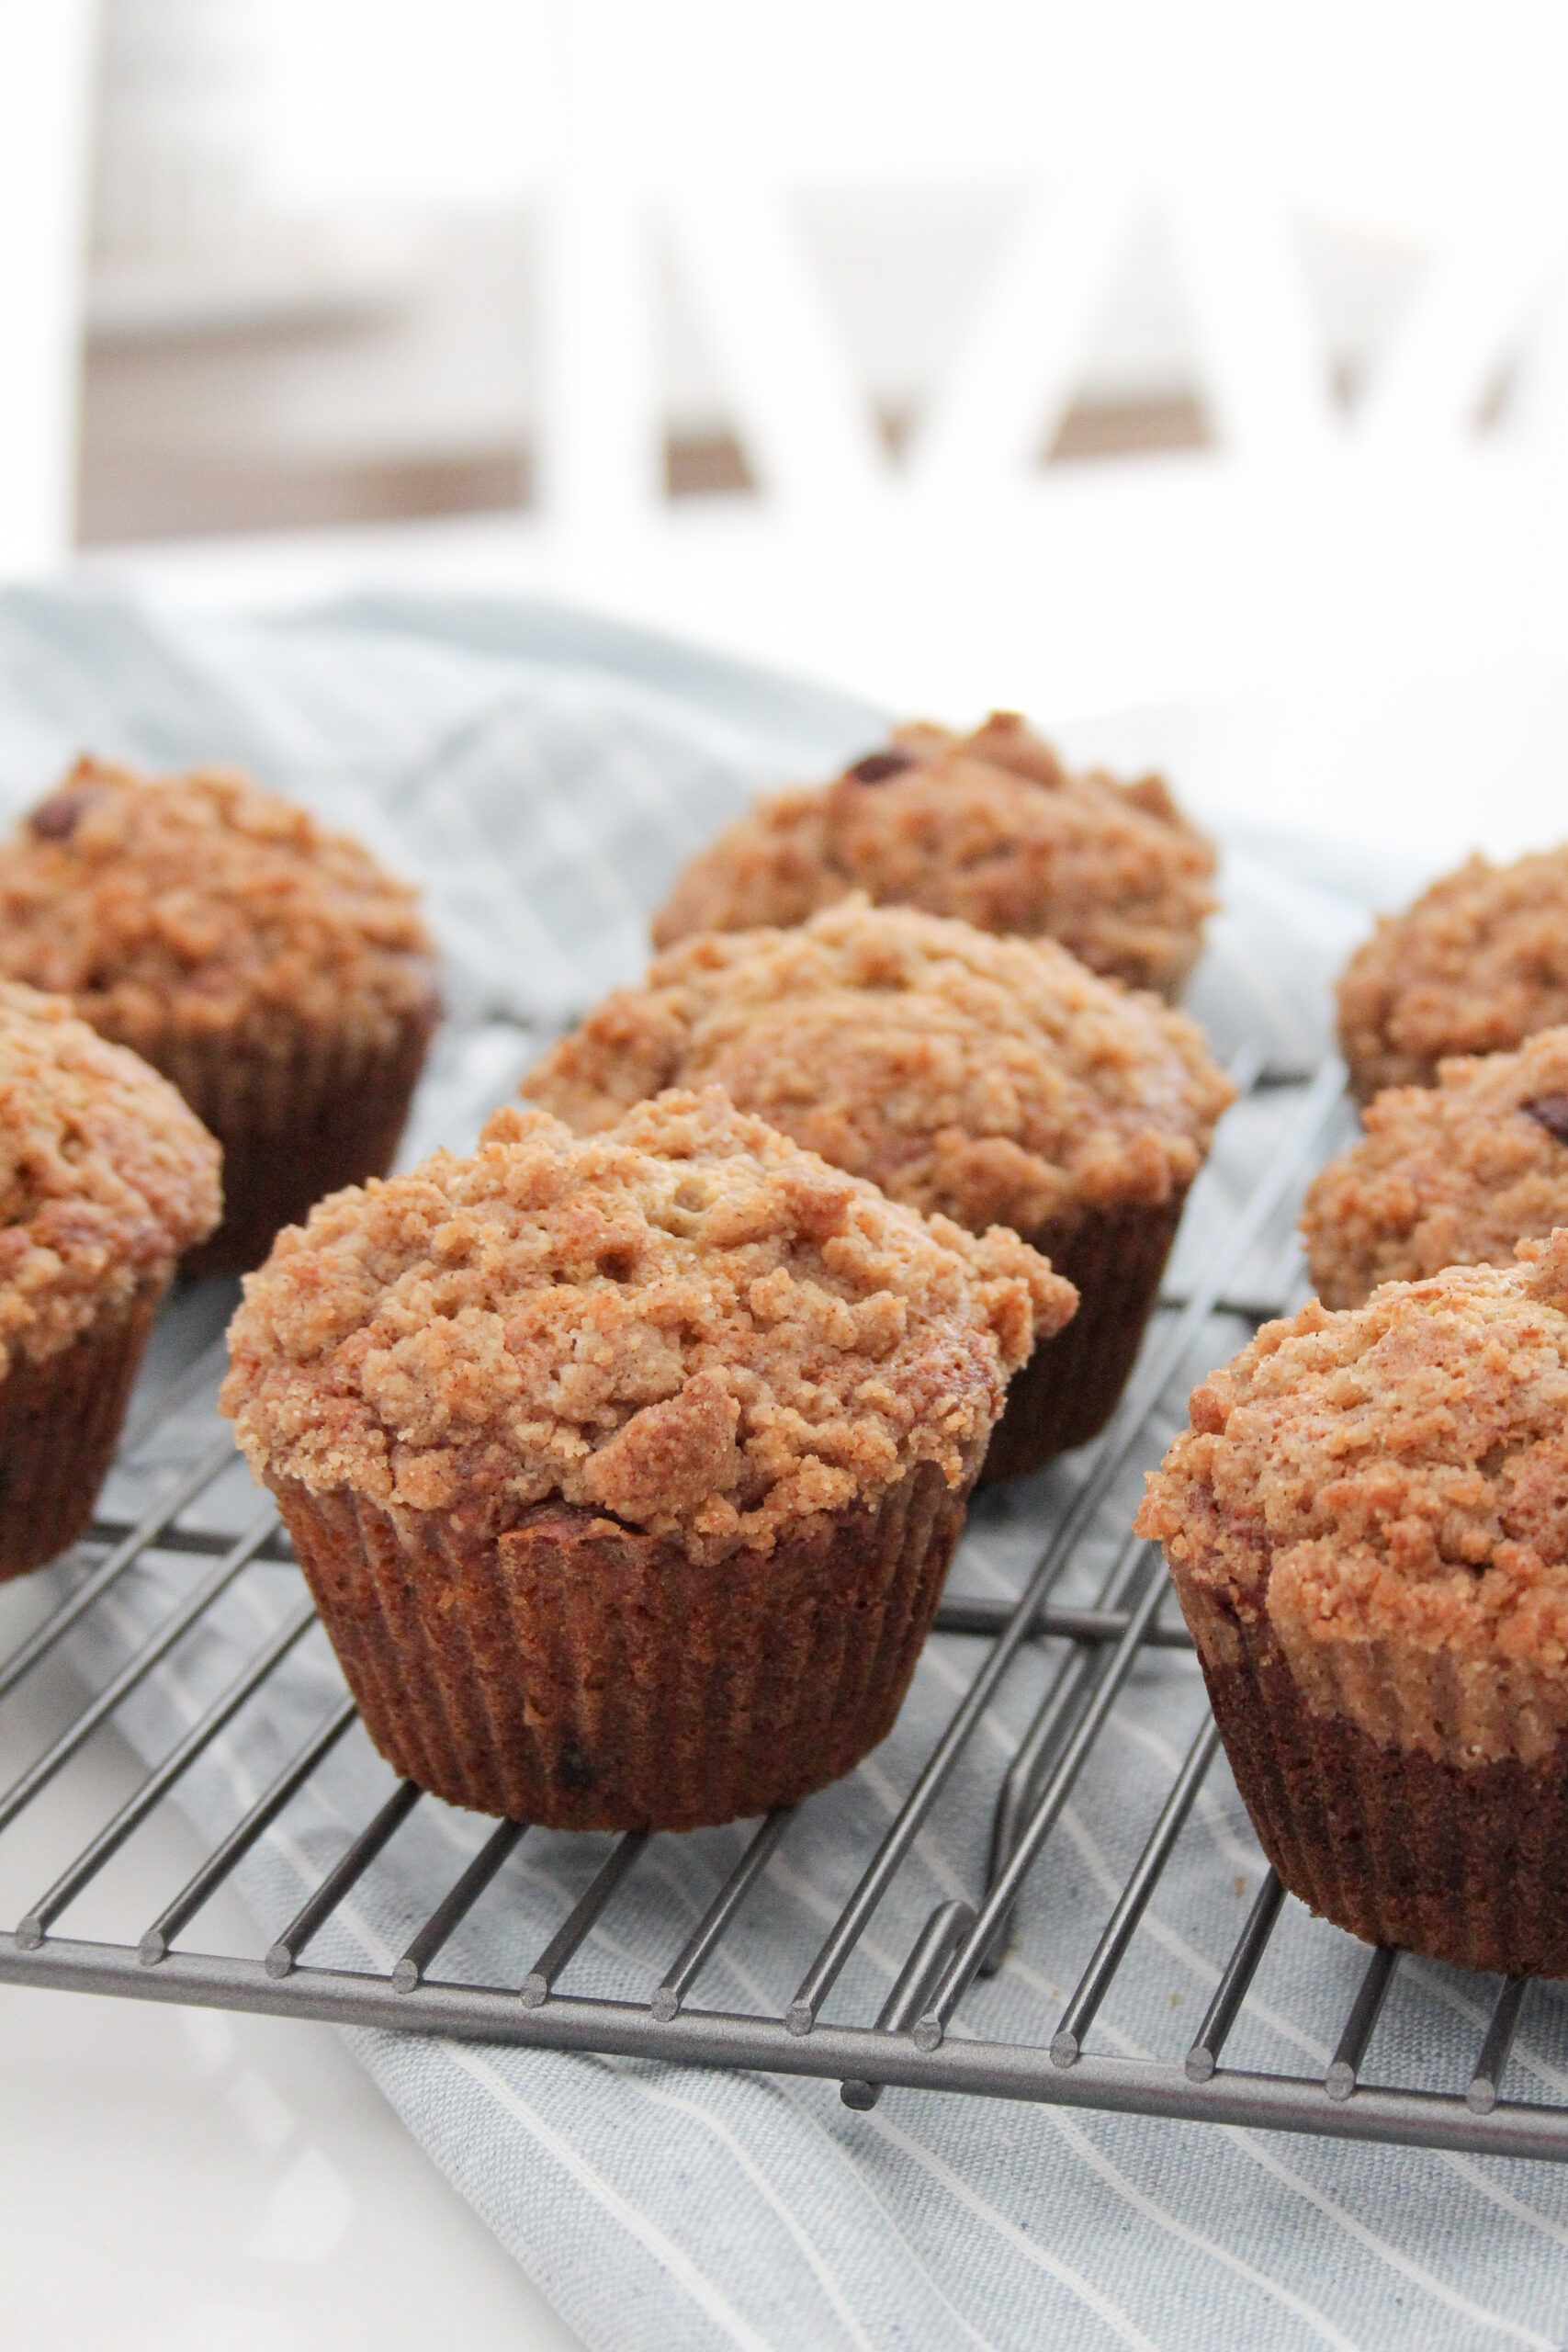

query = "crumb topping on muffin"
[1136,1234,1568,1765]
[1337,845,1568,1098]
[0,757,438,1057]
[0,982,221,1374]
[526,900,1233,1236]
[1304,1027,1568,1307]
[221,1087,1075,1562]
[649,710,1218,997]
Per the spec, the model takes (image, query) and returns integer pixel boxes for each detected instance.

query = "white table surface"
[0,1574,586,2352]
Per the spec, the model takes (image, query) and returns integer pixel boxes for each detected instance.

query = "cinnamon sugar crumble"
[1304,1027,1568,1307]
[649,710,1218,998]
[220,1088,1075,1562]
[0,757,438,1057]
[1337,845,1568,1098]
[0,983,220,1374]
[525,900,1233,1237]
[1136,1234,1568,1766]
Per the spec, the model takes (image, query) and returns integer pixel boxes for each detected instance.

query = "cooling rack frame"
[3,1053,1564,2164]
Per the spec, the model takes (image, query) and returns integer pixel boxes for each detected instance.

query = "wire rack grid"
[3,1051,1567,2165]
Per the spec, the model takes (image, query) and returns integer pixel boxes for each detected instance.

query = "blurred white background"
[7,2,1568,784]
[6,17,1568,2349]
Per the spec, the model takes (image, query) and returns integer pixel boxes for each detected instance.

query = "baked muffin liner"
[160,1002,436,1276]
[0,1276,166,1580]
[981,1193,1186,1482]
[1170,1563,1568,1978]
[272,1451,977,1831]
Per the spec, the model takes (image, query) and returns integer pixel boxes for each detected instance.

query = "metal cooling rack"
[3,1053,1567,2164]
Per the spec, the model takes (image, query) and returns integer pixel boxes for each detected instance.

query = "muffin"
[1137,1237,1568,1976]
[1337,844,1568,1100]
[1304,1027,1568,1308]
[220,1088,1072,1829]
[0,983,220,1577]
[0,757,441,1273]
[524,899,1233,1477]
[651,709,1218,999]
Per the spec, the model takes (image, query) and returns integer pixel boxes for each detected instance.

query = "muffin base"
[981,1194,1185,1483]
[160,1001,437,1276]
[1186,1590,1568,1978]
[0,1278,166,1580]
[272,1455,975,1831]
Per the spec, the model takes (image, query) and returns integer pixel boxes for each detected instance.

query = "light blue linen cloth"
[5,583,1567,2352]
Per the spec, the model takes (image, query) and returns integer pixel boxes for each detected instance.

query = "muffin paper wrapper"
[273,1455,976,1831]
[1169,1557,1568,1978]
[982,1192,1187,1482]
[0,1276,167,1581]
[157,1004,435,1274]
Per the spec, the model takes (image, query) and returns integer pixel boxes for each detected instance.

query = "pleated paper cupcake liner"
[0,1274,167,1580]
[154,1003,437,1276]
[981,1192,1187,1483]
[273,1451,977,1832]
[1177,1577,1568,1979]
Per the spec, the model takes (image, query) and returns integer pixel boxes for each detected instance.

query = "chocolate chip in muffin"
[1524,1094,1568,1143]
[651,711,1218,998]
[847,749,919,785]
[1,754,441,1272]
[28,786,102,841]
[556,1740,596,1791]
[220,1087,1066,1829]
[1137,1232,1568,1976]
[1303,1030,1568,1308]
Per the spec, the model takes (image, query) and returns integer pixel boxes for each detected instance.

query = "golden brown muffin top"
[220,1087,1075,1564]
[0,982,221,1374]
[1303,1028,1568,1308]
[526,900,1234,1237]
[649,710,1219,999]
[0,757,439,1057]
[1337,845,1568,1099]
[1136,1236,1568,1766]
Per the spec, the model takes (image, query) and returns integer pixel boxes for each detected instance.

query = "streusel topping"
[0,983,221,1373]
[649,710,1218,998]
[526,901,1233,1236]
[1136,1234,1568,1764]
[220,1088,1075,1562]
[0,757,438,1057]
[1337,845,1568,1099]
[1304,1027,1568,1307]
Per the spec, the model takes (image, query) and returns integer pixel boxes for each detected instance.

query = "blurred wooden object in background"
[9,1,1568,726]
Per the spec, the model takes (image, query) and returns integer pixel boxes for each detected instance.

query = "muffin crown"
[1304,1024,1568,1306]
[0,982,220,1372]
[650,711,1217,997]
[527,899,1232,1236]
[221,1087,1075,1562]
[0,758,438,1055]
[1138,1233,1568,1765]
[1337,843,1568,1097]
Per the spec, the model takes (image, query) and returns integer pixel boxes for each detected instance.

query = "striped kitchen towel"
[7,582,1566,2352]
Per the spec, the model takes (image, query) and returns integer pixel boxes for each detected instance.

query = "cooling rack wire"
[3,1047,1564,2163]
